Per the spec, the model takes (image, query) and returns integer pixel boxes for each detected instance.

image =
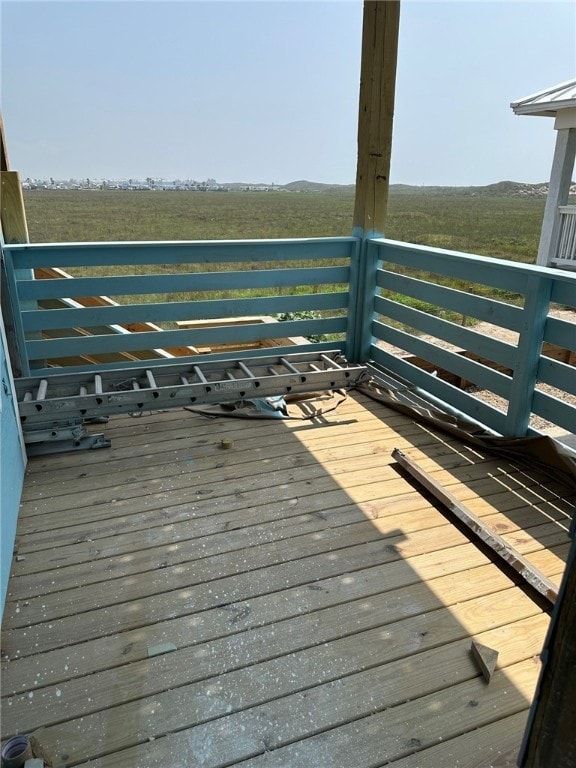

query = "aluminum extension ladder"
[15,351,368,455]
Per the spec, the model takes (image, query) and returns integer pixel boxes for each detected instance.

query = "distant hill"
[276,179,576,197]
[282,180,356,194]
[388,180,553,198]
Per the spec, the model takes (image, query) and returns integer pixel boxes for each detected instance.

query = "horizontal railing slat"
[544,316,576,351]
[371,320,513,398]
[25,317,347,360]
[551,280,576,307]
[24,341,346,377]
[21,292,349,332]
[372,238,529,292]
[532,390,576,434]
[376,269,524,331]
[370,345,508,434]
[537,357,576,397]
[18,266,350,301]
[373,295,517,371]
[5,237,357,269]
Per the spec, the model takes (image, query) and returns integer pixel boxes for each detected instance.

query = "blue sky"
[1,0,575,185]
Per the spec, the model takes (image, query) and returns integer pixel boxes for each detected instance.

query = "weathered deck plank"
[389,710,527,767]
[8,595,544,765]
[2,542,490,696]
[228,661,539,768]
[1,391,572,766]
[5,571,539,735]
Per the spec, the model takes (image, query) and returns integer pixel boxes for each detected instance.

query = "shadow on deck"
[1,390,573,767]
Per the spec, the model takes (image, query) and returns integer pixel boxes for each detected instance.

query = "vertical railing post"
[346,235,363,361]
[348,0,400,363]
[1,245,30,377]
[347,235,379,363]
[346,238,378,363]
[505,274,552,436]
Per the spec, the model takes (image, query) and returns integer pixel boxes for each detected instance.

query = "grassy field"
[23,188,545,263]
[19,189,551,335]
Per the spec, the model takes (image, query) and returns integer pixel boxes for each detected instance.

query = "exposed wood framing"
[1,171,30,244]
[392,448,559,605]
[353,0,400,235]
[0,113,29,243]
[1,127,31,376]
[1,112,29,244]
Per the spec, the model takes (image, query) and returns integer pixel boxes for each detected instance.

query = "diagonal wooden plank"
[393,448,560,604]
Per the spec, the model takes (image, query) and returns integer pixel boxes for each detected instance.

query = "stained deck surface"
[1,390,573,767]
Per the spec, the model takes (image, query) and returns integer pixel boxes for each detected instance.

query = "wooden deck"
[1,390,573,767]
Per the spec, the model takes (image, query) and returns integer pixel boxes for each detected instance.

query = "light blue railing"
[2,237,358,376]
[367,238,576,437]
[2,235,576,437]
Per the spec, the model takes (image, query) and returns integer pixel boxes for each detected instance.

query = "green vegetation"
[23,190,353,242]
[23,188,545,263]
[20,189,549,334]
[387,194,545,263]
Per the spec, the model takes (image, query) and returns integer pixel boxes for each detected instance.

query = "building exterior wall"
[0,310,26,620]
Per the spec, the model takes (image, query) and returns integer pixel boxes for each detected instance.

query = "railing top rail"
[3,236,360,269]
[370,237,576,284]
[2,235,359,252]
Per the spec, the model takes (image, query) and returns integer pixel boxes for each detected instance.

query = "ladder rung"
[320,354,342,370]
[193,365,208,384]
[280,357,300,374]
[37,380,48,400]
[238,361,255,378]
[146,370,157,389]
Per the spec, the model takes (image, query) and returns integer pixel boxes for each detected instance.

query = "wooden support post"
[348,1,400,362]
[1,170,30,244]
[0,113,9,172]
[1,111,30,243]
[353,0,400,237]
[519,537,576,766]
[1,114,33,376]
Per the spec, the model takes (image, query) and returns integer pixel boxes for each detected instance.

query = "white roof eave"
[511,79,576,117]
